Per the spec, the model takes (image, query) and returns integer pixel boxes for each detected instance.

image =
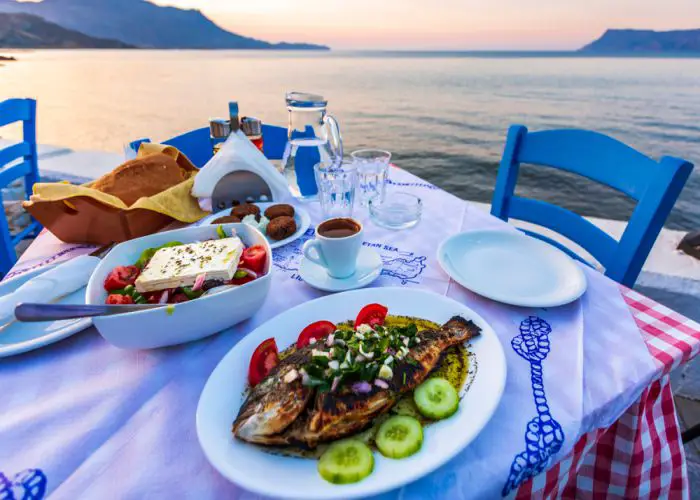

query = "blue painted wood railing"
[0,98,42,276]
[129,124,321,197]
[491,125,694,288]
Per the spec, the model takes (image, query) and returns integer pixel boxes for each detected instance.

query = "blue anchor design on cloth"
[502,316,565,496]
[0,469,47,500]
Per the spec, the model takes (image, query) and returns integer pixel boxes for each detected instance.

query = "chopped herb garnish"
[301,321,420,392]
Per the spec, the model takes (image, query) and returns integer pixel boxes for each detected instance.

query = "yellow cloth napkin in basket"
[29,143,208,223]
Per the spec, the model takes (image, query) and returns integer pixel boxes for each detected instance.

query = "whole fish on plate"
[232,315,481,448]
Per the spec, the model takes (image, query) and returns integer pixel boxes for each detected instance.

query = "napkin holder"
[191,130,292,212]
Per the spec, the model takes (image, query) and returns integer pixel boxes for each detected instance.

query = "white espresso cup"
[302,218,363,279]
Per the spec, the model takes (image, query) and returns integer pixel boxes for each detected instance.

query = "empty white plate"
[438,230,587,307]
[0,265,92,357]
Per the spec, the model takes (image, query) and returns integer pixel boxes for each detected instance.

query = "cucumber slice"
[413,378,459,420]
[375,415,423,459]
[318,439,374,484]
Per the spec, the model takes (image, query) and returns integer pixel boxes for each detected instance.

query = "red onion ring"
[192,273,207,291]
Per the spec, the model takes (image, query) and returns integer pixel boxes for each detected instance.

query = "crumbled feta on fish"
[378,365,393,380]
[356,324,374,335]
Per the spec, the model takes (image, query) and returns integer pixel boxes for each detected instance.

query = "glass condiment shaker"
[241,116,264,153]
[210,118,231,155]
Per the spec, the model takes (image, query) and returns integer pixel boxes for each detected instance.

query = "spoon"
[14,302,166,322]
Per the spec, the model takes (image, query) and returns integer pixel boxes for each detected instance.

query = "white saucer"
[299,247,383,292]
[0,264,92,357]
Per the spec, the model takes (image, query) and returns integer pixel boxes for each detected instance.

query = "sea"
[1,49,699,230]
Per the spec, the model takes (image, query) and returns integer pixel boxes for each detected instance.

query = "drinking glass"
[314,160,357,218]
[350,149,391,206]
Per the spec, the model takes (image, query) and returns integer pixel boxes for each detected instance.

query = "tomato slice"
[248,338,280,386]
[106,294,134,305]
[240,245,267,275]
[354,303,389,329]
[297,320,337,348]
[104,265,140,292]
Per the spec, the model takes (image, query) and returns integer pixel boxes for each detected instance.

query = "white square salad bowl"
[85,223,272,349]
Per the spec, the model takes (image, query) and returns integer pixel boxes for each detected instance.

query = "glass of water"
[314,160,357,218]
[351,149,391,206]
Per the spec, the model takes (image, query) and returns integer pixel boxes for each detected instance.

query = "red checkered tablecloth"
[518,288,700,499]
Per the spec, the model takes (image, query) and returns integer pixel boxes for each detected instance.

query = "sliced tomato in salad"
[354,303,389,329]
[106,294,134,305]
[240,245,267,275]
[104,265,140,292]
[297,320,337,348]
[248,338,279,386]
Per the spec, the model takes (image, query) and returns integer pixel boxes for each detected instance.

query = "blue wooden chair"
[491,125,694,288]
[0,98,42,276]
[128,123,320,197]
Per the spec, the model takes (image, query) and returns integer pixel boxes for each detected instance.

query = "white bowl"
[86,223,272,349]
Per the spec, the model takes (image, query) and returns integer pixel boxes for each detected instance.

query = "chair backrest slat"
[0,98,42,276]
[0,161,32,188]
[128,123,317,195]
[492,124,694,287]
[517,129,660,200]
[0,142,31,169]
[0,99,32,128]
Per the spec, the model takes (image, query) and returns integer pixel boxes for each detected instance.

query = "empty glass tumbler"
[351,149,391,206]
[314,160,357,218]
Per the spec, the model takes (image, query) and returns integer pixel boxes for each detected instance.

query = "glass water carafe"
[281,92,342,199]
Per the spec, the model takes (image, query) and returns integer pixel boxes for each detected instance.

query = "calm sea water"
[2,50,699,230]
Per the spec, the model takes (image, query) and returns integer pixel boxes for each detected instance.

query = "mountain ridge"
[0,12,134,48]
[581,29,700,53]
[0,0,329,50]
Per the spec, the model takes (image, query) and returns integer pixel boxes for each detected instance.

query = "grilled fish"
[232,316,480,447]
[232,347,313,442]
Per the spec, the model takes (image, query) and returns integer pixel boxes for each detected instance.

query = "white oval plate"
[438,230,587,307]
[0,264,92,357]
[197,202,311,249]
[196,287,506,500]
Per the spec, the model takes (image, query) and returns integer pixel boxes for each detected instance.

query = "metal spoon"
[14,302,166,322]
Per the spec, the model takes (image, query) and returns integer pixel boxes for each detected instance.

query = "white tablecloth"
[0,168,657,499]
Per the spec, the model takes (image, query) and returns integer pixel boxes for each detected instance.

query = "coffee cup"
[302,218,363,279]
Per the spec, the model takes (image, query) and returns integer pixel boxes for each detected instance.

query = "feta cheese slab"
[135,237,244,293]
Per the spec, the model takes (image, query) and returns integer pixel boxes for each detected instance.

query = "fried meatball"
[211,215,241,225]
[264,204,295,220]
[266,216,297,241]
[231,203,260,221]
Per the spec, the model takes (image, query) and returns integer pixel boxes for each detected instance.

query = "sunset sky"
[153,0,699,50]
